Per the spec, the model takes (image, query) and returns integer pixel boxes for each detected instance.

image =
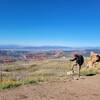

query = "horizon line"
[0,44,100,48]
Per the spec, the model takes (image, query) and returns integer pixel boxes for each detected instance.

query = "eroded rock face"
[87,52,100,68]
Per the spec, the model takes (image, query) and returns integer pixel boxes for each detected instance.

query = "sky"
[0,0,100,47]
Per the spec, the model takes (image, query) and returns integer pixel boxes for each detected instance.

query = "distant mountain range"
[0,45,100,52]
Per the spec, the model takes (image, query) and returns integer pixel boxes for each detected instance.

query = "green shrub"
[23,79,38,85]
[80,68,97,76]
[0,82,22,90]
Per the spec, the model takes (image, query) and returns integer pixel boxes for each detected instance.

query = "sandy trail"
[0,75,100,100]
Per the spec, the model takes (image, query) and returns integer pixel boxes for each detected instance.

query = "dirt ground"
[0,75,100,100]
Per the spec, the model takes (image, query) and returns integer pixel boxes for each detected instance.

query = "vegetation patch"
[0,81,22,90]
[1,60,100,90]
[80,68,97,76]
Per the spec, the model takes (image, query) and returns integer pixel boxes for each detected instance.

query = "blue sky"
[0,0,100,47]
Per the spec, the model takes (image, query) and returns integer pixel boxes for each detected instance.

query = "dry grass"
[0,59,100,90]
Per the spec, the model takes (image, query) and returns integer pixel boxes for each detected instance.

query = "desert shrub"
[80,68,97,76]
[23,79,38,85]
[0,81,22,90]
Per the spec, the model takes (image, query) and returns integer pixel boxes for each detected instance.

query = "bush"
[0,81,22,90]
[0,78,39,90]
[23,79,38,85]
[80,68,97,76]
